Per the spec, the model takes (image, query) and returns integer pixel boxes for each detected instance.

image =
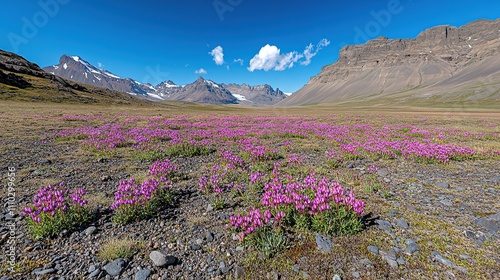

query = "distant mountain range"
[44,55,286,105]
[279,18,500,106]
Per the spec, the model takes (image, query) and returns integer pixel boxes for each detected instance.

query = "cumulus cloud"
[210,46,224,65]
[247,38,330,72]
[233,58,244,65]
[247,44,302,72]
[195,68,207,74]
[301,38,330,66]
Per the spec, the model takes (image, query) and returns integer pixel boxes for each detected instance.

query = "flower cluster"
[229,208,285,241]
[261,173,365,216]
[148,158,178,181]
[22,182,90,239]
[22,182,88,223]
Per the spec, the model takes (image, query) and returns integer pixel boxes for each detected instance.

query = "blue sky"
[1,0,499,93]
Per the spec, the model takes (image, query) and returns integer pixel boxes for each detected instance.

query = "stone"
[206,204,214,212]
[236,246,244,251]
[405,239,420,255]
[206,231,214,242]
[84,226,97,236]
[375,219,392,230]
[351,271,360,278]
[103,258,126,276]
[440,199,453,207]
[367,245,379,255]
[189,244,201,250]
[431,251,468,273]
[149,251,177,267]
[435,182,450,188]
[464,230,476,239]
[292,264,300,273]
[234,266,244,279]
[88,264,96,273]
[377,168,390,177]
[360,258,373,267]
[315,233,334,253]
[135,269,152,280]
[333,275,342,280]
[396,219,409,229]
[33,268,55,275]
[88,268,100,278]
[100,175,111,182]
[475,217,500,232]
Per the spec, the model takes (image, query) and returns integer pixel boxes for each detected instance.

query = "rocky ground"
[0,108,499,280]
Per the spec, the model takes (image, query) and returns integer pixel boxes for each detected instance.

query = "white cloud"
[210,46,224,65]
[233,58,244,65]
[195,68,207,74]
[301,38,330,66]
[247,44,302,72]
[247,38,330,71]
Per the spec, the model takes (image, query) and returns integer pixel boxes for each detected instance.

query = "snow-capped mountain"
[43,55,159,98]
[44,55,287,105]
[168,76,238,104]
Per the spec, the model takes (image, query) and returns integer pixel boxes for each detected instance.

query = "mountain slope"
[0,50,155,105]
[278,18,500,107]
[43,55,162,98]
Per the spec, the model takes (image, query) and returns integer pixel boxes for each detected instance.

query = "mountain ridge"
[278,18,500,106]
[43,55,286,105]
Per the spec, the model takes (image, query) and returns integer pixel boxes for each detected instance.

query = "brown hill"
[278,18,500,107]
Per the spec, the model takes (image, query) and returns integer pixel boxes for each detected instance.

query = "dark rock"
[206,231,214,242]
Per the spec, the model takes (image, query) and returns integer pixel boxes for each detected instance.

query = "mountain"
[43,55,163,99]
[279,18,500,107]
[43,55,285,105]
[0,50,157,105]
[168,76,238,104]
[222,83,287,106]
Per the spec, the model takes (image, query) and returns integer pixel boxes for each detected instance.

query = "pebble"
[435,182,450,188]
[333,275,342,280]
[315,233,334,253]
[32,268,56,275]
[149,251,176,267]
[103,258,126,276]
[135,269,152,280]
[440,199,453,207]
[405,239,420,255]
[234,266,244,279]
[84,226,97,236]
[206,231,214,242]
[377,168,390,177]
[375,219,392,230]
[396,219,409,229]
[367,245,379,255]
[431,251,468,273]
[88,268,100,278]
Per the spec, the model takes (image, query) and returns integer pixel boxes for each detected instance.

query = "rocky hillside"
[279,18,500,106]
